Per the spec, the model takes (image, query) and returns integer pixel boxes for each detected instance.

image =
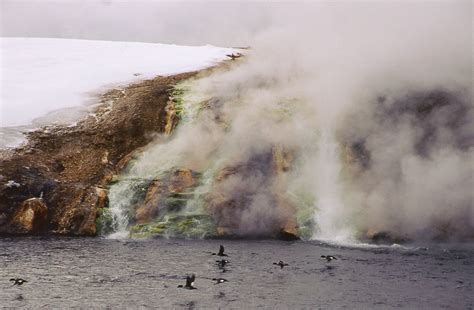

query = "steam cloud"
[4,0,472,241]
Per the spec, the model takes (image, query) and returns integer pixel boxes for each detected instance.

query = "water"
[106,81,208,237]
[107,177,153,238]
[1,237,473,309]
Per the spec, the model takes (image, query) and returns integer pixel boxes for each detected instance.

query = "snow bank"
[0,37,234,146]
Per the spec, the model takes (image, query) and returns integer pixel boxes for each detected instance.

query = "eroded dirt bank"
[0,72,196,235]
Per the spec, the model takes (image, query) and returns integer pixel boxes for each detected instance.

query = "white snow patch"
[5,180,21,188]
[0,37,235,147]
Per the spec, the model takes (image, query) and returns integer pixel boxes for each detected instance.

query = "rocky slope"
[0,72,196,235]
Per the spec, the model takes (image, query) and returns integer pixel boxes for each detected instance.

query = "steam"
[312,129,352,241]
[174,0,471,241]
[339,89,474,240]
[10,0,471,240]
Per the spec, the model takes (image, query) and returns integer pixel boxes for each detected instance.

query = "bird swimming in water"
[212,278,228,284]
[216,259,230,268]
[10,278,27,286]
[321,255,337,262]
[212,245,228,257]
[273,260,289,269]
[177,274,197,290]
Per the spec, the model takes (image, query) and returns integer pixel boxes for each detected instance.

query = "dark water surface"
[0,237,473,309]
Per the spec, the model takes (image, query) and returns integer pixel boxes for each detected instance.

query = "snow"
[5,180,21,188]
[0,37,234,145]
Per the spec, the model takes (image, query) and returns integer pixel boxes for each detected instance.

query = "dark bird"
[216,259,230,267]
[212,245,228,257]
[10,278,28,286]
[212,278,228,284]
[177,274,197,290]
[226,53,242,60]
[273,260,289,269]
[321,255,337,262]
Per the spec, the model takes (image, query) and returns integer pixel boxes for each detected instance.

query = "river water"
[0,237,473,309]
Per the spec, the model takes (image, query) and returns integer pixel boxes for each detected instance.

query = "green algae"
[96,208,115,235]
[164,197,189,212]
[125,166,218,238]
[289,190,316,240]
[129,214,217,238]
[170,85,188,120]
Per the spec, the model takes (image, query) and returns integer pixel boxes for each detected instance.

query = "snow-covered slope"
[0,38,234,145]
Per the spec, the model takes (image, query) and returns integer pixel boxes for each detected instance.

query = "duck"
[212,245,228,257]
[273,260,289,269]
[10,278,28,286]
[216,259,230,267]
[177,274,196,290]
[321,255,337,262]
[212,278,228,284]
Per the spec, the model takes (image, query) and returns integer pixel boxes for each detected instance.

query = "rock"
[134,169,197,224]
[0,213,7,226]
[164,98,179,135]
[366,228,407,244]
[169,169,195,193]
[135,179,165,224]
[95,208,114,235]
[272,145,293,173]
[53,186,100,235]
[95,186,109,209]
[277,228,300,241]
[207,147,299,238]
[51,160,65,173]
[101,151,109,165]
[0,72,196,236]
[10,198,48,234]
[5,180,21,188]
[216,226,232,237]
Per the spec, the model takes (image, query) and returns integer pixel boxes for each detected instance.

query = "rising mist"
[163,1,472,241]
[6,0,471,241]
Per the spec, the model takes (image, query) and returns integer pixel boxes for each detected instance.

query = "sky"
[0,0,272,46]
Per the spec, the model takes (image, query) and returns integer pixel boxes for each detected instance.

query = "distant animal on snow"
[226,53,243,60]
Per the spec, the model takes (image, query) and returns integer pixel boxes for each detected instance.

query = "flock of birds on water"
[8,245,338,291]
[177,245,337,290]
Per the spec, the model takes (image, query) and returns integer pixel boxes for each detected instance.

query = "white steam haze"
[2,0,472,241]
